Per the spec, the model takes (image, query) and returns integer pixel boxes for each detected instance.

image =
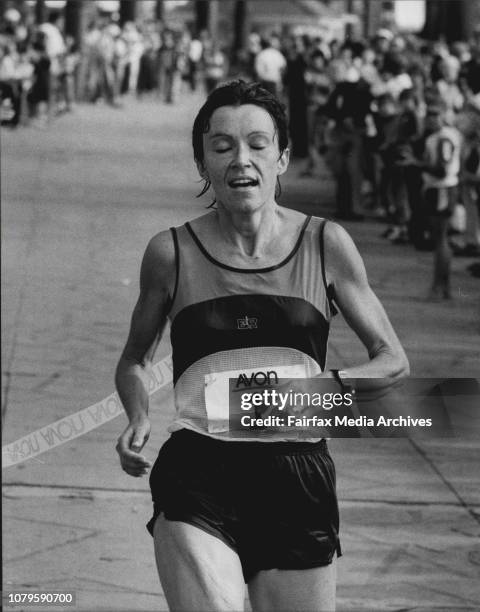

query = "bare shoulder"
[322,220,367,285]
[146,229,176,262]
[323,219,356,252]
[140,229,176,293]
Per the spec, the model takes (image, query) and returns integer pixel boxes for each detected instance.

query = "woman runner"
[115,80,409,612]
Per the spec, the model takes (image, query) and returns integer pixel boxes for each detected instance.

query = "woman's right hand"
[116,416,152,477]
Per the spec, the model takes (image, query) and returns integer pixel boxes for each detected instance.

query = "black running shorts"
[146,429,341,582]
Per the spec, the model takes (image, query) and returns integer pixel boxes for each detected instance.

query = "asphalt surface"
[2,91,480,612]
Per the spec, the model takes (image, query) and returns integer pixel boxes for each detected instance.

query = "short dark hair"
[192,80,289,167]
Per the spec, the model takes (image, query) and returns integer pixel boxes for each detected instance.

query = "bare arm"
[115,231,176,476]
[324,222,410,390]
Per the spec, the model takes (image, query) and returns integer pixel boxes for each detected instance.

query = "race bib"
[204,364,307,433]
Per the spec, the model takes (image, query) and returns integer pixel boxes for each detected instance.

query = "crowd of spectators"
[242,25,480,296]
[1,7,479,295]
[0,8,228,125]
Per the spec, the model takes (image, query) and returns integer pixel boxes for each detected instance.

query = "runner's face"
[199,104,289,214]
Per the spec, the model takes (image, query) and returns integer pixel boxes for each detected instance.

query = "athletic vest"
[166,215,334,441]
[423,126,462,189]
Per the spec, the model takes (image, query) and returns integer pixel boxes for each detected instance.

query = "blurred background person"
[203,40,227,94]
[158,28,180,104]
[38,10,65,118]
[27,31,50,125]
[187,29,203,92]
[301,48,332,176]
[325,43,371,221]
[401,103,462,299]
[254,33,286,97]
[122,21,143,95]
[137,22,159,98]
[284,34,308,159]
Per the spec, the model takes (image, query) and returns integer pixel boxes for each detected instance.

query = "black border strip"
[185,215,312,274]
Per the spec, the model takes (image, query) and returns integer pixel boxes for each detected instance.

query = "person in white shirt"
[188,34,203,92]
[254,35,286,97]
[38,11,66,115]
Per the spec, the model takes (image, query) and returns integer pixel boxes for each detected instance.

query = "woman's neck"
[214,203,280,258]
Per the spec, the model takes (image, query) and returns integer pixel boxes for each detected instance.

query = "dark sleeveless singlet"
[166,214,335,441]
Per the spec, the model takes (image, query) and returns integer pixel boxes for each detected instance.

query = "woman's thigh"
[248,559,336,612]
[153,515,246,611]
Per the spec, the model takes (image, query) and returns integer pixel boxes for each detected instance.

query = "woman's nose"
[232,142,251,167]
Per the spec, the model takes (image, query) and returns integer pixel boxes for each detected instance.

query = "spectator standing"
[325,47,371,220]
[187,32,203,92]
[90,21,117,106]
[254,34,286,97]
[374,89,421,242]
[122,21,144,94]
[82,20,101,100]
[301,49,332,174]
[371,92,402,223]
[401,104,462,299]
[137,24,159,97]
[27,32,51,125]
[111,23,128,99]
[59,35,80,112]
[285,35,308,159]
[159,29,179,104]
[245,31,262,79]
[38,11,66,117]
[203,41,226,94]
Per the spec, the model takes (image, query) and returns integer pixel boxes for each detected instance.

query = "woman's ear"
[277,147,290,176]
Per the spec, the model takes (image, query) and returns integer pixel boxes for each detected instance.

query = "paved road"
[2,94,480,611]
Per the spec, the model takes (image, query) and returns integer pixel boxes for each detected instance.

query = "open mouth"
[227,177,259,189]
